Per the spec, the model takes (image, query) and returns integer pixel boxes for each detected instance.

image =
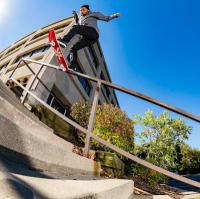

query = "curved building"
[0,16,119,115]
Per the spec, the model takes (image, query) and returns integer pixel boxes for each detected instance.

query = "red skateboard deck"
[48,29,68,70]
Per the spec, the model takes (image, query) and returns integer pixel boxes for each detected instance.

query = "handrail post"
[9,60,21,79]
[22,60,52,94]
[84,81,101,157]
[21,64,44,104]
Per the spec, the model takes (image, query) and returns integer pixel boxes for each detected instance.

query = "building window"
[0,63,8,74]
[6,41,26,55]
[32,31,49,40]
[47,93,69,116]
[14,46,50,63]
[10,86,24,98]
[96,41,103,57]
[104,84,110,98]
[88,46,98,68]
[14,52,32,63]
[42,46,50,52]
[31,46,50,56]
[111,99,115,105]
[32,25,68,40]
[54,24,68,31]
[8,79,28,98]
[75,63,92,96]
[100,72,110,98]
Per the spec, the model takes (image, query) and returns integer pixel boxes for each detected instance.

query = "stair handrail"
[8,58,200,189]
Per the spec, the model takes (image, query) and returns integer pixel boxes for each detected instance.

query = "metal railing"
[9,58,200,189]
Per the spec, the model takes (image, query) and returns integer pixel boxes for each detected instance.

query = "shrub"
[131,162,168,186]
[178,143,200,175]
[70,102,135,154]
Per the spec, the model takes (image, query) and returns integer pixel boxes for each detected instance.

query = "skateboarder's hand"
[113,13,121,18]
[72,10,77,16]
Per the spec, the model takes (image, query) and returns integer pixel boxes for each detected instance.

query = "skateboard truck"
[46,41,66,48]
[60,64,67,72]
[58,41,67,48]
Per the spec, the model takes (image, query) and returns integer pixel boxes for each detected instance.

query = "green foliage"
[132,110,192,184]
[131,162,168,185]
[133,110,192,170]
[178,143,200,174]
[70,102,134,154]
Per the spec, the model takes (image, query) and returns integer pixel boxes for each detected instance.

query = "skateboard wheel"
[51,41,55,47]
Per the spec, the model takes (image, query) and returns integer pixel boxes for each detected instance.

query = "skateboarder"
[59,4,121,69]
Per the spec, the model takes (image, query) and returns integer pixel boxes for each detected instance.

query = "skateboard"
[48,29,68,71]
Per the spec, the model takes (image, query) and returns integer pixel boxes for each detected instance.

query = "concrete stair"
[0,171,134,199]
[128,195,172,199]
[0,79,99,176]
[0,80,52,132]
[0,79,135,198]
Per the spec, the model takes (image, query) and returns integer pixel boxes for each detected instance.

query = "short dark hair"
[81,4,90,10]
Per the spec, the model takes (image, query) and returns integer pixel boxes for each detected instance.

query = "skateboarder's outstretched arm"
[92,12,121,22]
[72,10,79,24]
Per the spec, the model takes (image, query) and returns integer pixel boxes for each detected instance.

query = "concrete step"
[0,171,134,199]
[0,154,102,180]
[0,80,101,177]
[0,112,100,176]
[0,96,74,152]
[129,195,172,199]
[0,80,52,132]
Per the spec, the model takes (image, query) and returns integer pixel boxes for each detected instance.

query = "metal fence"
[9,58,200,188]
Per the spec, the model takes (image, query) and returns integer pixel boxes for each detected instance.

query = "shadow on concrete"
[0,146,54,179]
[0,115,56,198]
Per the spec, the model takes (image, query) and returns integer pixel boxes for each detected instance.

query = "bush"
[131,162,168,186]
[70,102,135,154]
[178,143,200,175]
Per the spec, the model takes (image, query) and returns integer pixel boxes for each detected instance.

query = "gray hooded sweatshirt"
[78,11,118,34]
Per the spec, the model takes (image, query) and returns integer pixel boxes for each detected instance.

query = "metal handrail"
[9,58,200,189]
[20,58,200,123]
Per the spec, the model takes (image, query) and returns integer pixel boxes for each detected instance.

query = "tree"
[133,110,192,170]
[131,110,192,185]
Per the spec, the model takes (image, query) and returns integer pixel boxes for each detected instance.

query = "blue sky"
[0,0,200,148]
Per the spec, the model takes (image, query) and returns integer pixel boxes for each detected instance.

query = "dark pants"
[63,25,99,55]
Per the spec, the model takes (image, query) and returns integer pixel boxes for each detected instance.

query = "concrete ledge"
[0,171,133,199]
[181,191,200,199]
